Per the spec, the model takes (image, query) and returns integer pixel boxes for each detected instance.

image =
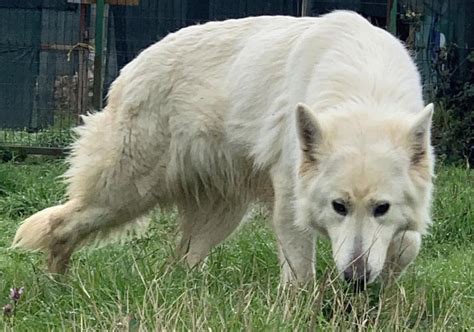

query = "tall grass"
[0,161,472,330]
[0,129,74,149]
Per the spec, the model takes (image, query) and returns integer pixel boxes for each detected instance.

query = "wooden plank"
[77,3,89,121]
[0,145,67,157]
[71,0,140,6]
[40,43,92,52]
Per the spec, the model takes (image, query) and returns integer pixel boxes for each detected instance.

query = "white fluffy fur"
[13,11,434,283]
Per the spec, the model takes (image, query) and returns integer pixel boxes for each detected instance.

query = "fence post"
[386,0,397,35]
[301,0,311,16]
[77,3,89,123]
[92,0,106,111]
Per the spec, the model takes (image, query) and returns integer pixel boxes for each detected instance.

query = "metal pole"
[301,0,311,17]
[92,0,106,111]
[386,0,397,35]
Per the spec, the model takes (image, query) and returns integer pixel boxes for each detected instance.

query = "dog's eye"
[332,200,348,216]
[374,202,390,217]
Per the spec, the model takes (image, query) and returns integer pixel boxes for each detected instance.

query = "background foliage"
[431,47,474,166]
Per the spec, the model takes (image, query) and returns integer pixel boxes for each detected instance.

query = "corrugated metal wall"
[0,1,81,130]
[105,0,300,88]
[0,1,41,129]
[0,0,472,149]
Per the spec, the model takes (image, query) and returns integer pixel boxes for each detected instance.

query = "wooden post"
[301,0,311,17]
[77,3,89,123]
[92,0,106,111]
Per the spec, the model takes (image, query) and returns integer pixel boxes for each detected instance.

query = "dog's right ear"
[408,103,434,166]
[296,103,323,161]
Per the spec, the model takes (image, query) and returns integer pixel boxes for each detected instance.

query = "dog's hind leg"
[14,190,158,274]
[381,230,421,283]
[13,110,164,273]
[48,199,155,273]
[176,199,248,268]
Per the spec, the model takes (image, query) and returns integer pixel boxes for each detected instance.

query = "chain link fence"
[0,0,472,155]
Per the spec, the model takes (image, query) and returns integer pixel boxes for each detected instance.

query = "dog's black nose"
[343,267,370,292]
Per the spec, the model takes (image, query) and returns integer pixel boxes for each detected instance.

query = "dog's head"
[294,103,434,287]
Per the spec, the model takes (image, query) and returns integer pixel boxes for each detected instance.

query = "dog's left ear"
[409,103,434,166]
[296,103,323,161]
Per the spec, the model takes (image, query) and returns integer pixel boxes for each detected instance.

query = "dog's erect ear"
[296,103,323,161]
[409,103,434,165]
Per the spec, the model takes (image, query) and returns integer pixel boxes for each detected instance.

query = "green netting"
[0,0,472,151]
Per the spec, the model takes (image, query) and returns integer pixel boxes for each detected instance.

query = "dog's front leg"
[271,186,315,285]
[381,230,421,283]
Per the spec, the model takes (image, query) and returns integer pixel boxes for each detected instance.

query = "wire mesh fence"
[0,0,472,153]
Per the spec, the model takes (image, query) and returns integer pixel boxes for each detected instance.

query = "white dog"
[13,11,434,287]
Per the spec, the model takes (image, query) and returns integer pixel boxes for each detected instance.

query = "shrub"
[431,46,473,166]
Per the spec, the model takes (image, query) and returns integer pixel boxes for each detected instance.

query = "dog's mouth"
[347,275,370,292]
[337,252,383,290]
[341,267,371,292]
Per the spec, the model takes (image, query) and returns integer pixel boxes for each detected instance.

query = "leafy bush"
[431,46,473,165]
[0,129,73,149]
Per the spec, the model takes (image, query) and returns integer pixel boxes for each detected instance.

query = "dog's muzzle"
[343,256,371,292]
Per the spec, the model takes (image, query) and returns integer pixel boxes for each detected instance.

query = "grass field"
[0,160,472,330]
